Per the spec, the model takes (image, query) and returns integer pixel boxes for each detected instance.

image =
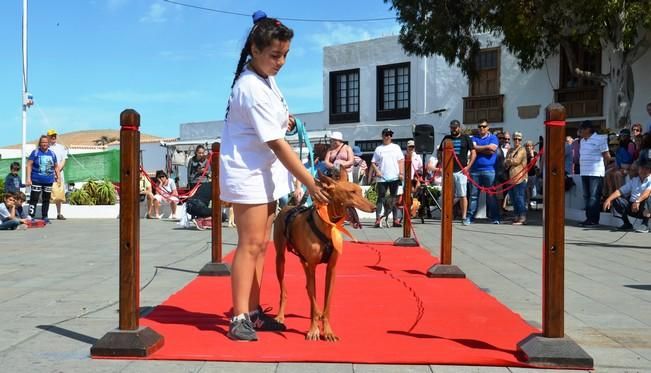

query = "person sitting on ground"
[602,160,651,233]
[4,162,23,194]
[605,128,636,198]
[14,191,31,225]
[139,174,155,218]
[0,193,21,231]
[187,144,210,190]
[152,170,179,219]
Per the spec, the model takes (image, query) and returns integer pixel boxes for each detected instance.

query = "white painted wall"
[178,35,650,149]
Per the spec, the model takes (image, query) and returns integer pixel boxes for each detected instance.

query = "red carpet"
[138,241,540,366]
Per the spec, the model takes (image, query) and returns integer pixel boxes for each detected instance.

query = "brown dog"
[273,171,375,341]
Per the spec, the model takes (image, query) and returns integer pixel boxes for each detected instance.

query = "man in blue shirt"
[466,119,500,224]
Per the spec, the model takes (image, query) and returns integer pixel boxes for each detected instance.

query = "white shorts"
[453,171,468,198]
[154,194,179,204]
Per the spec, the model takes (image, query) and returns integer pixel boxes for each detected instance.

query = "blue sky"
[0,0,399,146]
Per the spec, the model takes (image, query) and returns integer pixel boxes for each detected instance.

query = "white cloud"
[140,3,168,23]
[308,23,400,51]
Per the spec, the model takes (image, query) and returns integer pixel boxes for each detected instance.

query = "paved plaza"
[0,213,649,372]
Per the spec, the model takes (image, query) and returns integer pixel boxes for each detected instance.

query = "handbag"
[51,182,66,203]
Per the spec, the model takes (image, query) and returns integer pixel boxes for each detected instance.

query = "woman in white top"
[219,11,329,341]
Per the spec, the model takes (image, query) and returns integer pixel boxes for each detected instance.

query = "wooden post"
[91,109,164,357]
[542,104,566,338]
[199,142,231,276]
[517,103,593,368]
[394,154,418,246]
[427,140,465,278]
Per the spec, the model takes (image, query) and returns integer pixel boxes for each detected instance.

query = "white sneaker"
[634,223,649,233]
[168,214,178,220]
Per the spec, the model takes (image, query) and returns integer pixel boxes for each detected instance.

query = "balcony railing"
[554,86,603,118]
[462,94,504,124]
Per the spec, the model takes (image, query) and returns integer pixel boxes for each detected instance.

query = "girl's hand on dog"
[307,181,330,204]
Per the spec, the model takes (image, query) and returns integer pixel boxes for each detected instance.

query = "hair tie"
[252,10,267,24]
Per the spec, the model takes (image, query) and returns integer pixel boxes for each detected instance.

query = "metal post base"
[199,262,231,276]
[426,264,466,278]
[517,334,594,368]
[394,237,419,247]
[91,326,164,357]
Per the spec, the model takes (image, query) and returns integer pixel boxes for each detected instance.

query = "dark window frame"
[463,47,503,124]
[329,68,360,124]
[376,62,411,121]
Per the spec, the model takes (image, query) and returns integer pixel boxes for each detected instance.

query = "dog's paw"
[305,327,321,341]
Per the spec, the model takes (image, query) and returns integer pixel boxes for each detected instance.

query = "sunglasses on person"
[632,128,641,132]
[383,133,392,137]
[478,124,488,128]
[514,138,522,141]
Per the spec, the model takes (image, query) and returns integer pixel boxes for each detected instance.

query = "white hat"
[407,140,415,147]
[331,132,343,141]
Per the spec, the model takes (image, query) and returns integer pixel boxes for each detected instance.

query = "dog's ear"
[317,169,335,185]
[338,168,349,182]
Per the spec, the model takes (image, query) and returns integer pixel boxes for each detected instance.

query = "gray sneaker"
[228,314,258,341]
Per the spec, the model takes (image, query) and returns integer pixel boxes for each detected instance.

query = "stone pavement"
[0,212,649,372]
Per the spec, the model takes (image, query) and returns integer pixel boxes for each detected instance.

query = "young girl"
[220,11,329,341]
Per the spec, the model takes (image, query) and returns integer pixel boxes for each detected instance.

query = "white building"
[178,35,651,153]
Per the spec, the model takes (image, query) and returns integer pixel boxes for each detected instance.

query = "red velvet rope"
[544,120,566,127]
[120,125,139,131]
[448,147,544,195]
[139,153,213,202]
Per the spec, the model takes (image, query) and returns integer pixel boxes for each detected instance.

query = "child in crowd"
[14,191,32,225]
[4,162,23,194]
[0,193,21,230]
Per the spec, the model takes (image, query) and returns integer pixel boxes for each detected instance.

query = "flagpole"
[21,0,28,184]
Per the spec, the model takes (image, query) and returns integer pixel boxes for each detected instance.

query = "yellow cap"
[47,129,58,136]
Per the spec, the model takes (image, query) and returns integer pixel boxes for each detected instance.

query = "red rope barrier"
[139,153,213,203]
[447,147,544,195]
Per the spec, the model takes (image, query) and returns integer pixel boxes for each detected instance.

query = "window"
[463,48,503,124]
[555,44,604,118]
[329,69,360,124]
[377,62,410,121]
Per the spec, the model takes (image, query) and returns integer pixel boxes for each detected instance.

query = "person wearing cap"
[504,131,528,225]
[466,119,500,224]
[437,120,476,225]
[47,129,68,220]
[605,128,637,197]
[578,120,611,227]
[351,145,367,184]
[371,128,405,227]
[603,160,651,233]
[405,140,423,189]
[324,131,353,178]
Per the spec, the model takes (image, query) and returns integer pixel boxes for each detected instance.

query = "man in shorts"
[437,119,476,225]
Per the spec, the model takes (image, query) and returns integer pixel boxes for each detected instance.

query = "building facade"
[179,35,651,154]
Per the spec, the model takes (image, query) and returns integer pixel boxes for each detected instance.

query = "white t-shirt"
[49,143,68,179]
[579,132,609,177]
[619,174,651,202]
[409,152,423,178]
[219,67,292,204]
[372,143,404,182]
